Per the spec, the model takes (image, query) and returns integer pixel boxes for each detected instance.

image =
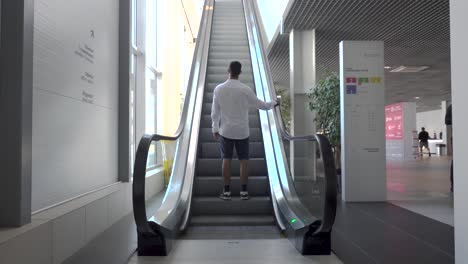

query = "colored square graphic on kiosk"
[358,77,369,85]
[346,77,357,83]
[346,85,357,94]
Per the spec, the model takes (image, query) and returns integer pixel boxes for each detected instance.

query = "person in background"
[418,127,431,157]
[445,104,453,192]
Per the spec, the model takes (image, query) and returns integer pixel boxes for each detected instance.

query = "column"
[289,29,316,135]
[289,29,316,180]
[119,0,132,181]
[340,41,387,202]
[450,0,468,262]
[0,0,34,226]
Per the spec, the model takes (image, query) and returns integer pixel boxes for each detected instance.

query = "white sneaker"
[219,191,232,200]
[240,191,250,200]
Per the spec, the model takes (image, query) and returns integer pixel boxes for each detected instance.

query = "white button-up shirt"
[211,79,276,139]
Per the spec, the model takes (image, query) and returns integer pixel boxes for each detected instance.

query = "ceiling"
[267,0,451,112]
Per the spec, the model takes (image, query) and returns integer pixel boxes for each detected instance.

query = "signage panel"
[385,103,404,140]
[340,41,387,202]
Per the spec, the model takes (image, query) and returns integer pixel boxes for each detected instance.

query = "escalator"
[192,0,274,228]
[132,0,337,257]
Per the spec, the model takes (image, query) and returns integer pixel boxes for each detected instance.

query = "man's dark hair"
[229,61,242,77]
[421,127,425,131]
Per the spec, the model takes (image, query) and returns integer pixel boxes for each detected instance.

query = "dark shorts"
[420,141,429,148]
[219,136,249,160]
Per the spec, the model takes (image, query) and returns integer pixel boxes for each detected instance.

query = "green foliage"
[308,73,341,147]
[276,88,291,132]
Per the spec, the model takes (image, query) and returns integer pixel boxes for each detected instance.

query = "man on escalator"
[211,61,277,201]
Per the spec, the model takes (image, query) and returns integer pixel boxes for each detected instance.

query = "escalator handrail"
[242,0,337,235]
[133,0,213,235]
[243,0,315,232]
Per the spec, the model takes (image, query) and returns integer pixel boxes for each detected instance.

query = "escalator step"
[211,30,247,36]
[208,51,251,60]
[190,215,275,226]
[203,92,214,102]
[211,36,248,42]
[200,114,260,128]
[196,158,267,176]
[208,59,252,67]
[191,196,272,216]
[199,142,265,159]
[209,46,249,54]
[193,176,269,196]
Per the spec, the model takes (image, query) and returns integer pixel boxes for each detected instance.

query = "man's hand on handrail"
[275,96,281,107]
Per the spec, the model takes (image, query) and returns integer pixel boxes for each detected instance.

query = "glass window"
[145,0,158,168]
[130,0,163,172]
[129,0,204,173]
[129,54,137,173]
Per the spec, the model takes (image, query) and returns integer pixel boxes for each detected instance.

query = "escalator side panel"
[242,0,338,255]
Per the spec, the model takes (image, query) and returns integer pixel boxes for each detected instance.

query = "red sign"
[385,103,403,139]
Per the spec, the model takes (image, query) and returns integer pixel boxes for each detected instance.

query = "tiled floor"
[128,238,342,264]
[391,198,453,226]
[331,156,455,263]
[387,156,454,226]
[128,157,455,264]
[332,201,454,264]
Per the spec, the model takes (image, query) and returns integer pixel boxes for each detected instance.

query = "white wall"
[0,183,131,264]
[451,0,468,263]
[416,109,445,140]
[32,0,119,211]
[0,173,164,264]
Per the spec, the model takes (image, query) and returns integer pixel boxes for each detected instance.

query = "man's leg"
[240,160,248,186]
[219,136,234,200]
[236,138,250,200]
[223,159,232,187]
[239,160,249,200]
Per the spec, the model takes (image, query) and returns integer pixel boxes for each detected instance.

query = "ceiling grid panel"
[266,0,450,111]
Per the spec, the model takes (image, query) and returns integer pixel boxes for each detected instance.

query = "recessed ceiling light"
[390,66,430,73]
[384,66,391,69]
[414,96,420,99]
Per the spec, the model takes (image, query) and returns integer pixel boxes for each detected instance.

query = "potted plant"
[276,88,292,132]
[308,72,341,173]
